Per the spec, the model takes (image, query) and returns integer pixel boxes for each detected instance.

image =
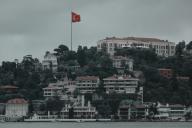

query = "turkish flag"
[72,12,81,22]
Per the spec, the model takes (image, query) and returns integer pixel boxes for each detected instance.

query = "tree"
[46,97,64,114]
[186,41,192,51]
[98,55,112,68]
[175,41,185,57]
[77,46,87,67]
[2,61,16,72]
[54,44,69,56]
[21,55,36,72]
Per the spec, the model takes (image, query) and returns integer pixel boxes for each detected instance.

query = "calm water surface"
[0,122,192,128]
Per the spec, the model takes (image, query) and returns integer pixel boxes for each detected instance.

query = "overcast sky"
[0,0,192,63]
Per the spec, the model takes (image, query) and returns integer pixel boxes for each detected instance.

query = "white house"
[112,56,133,72]
[103,75,139,94]
[42,51,58,72]
[5,98,28,117]
[43,77,76,98]
[169,104,186,120]
[155,103,186,120]
[60,95,97,119]
[76,76,100,94]
[155,103,170,119]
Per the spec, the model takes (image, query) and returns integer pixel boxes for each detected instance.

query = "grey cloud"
[0,0,192,63]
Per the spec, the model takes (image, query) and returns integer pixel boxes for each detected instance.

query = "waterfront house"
[169,104,186,120]
[5,98,28,118]
[154,102,186,120]
[155,103,170,119]
[118,100,147,120]
[60,95,97,119]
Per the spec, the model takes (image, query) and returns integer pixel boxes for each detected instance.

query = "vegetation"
[0,41,192,109]
[115,41,192,105]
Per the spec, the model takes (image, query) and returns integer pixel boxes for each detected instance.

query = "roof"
[76,76,99,81]
[7,98,28,104]
[158,68,172,71]
[43,85,61,89]
[0,85,18,89]
[169,104,185,108]
[112,56,132,60]
[135,104,146,109]
[103,75,138,81]
[104,37,168,42]
[119,100,145,108]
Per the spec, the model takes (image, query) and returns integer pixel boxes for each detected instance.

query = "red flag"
[72,12,81,22]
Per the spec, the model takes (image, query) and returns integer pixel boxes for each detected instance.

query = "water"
[0,122,192,128]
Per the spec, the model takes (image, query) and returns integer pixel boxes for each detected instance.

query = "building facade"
[112,56,133,72]
[97,37,175,57]
[76,76,100,94]
[169,104,186,120]
[158,68,173,79]
[155,103,186,120]
[5,98,28,117]
[43,78,76,98]
[103,75,139,94]
[42,51,58,72]
[60,95,97,119]
[118,100,147,120]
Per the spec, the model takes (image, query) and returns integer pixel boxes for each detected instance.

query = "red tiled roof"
[158,68,172,71]
[7,98,28,104]
[0,85,18,89]
[43,85,60,89]
[76,76,99,81]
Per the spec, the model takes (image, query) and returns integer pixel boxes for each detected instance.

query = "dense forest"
[0,41,192,107]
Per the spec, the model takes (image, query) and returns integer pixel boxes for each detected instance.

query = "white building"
[155,103,186,120]
[76,76,100,94]
[97,37,175,57]
[43,77,76,98]
[60,95,97,119]
[103,75,139,94]
[42,51,58,72]
[169,104,186,120]
[155,103,170,119]
[112,56,133,72]
[5,98,28,117]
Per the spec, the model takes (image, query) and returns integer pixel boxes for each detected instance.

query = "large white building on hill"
[97,37,176,57]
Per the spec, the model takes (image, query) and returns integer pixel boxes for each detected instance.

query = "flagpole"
[71,11,73,51]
